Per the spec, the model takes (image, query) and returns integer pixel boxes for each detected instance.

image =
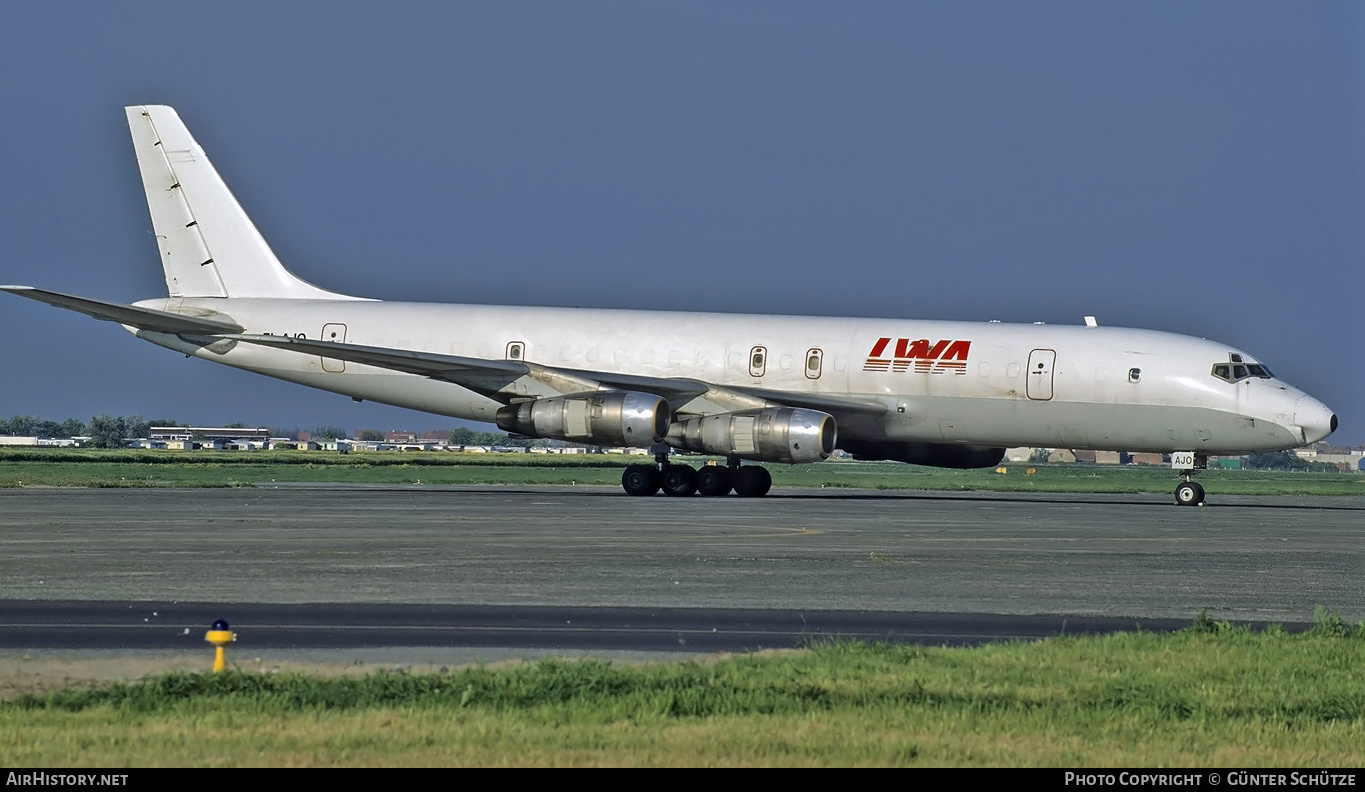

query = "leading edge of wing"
[1,285,244,335]
[227,333,530,398]
[230,333,887,422]
[226,334,720,407]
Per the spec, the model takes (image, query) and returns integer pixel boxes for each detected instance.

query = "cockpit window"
[1212,354,1273,384]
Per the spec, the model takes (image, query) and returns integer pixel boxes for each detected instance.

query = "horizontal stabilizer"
[1,285,243,335]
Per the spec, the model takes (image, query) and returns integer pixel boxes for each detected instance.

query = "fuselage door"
[321,323,347,372]
[1026,348,1055,401]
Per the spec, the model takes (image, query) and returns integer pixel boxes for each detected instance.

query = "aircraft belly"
[873,396,1295,453]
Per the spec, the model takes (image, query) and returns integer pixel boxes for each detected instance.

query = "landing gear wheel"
[696,465,733,497]
[733,466,772,497]
[622,464,661,496]
[1174,481,1205,506]
[661,464,698,497]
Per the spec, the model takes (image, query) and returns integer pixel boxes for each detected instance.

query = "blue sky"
[1,2,1360,441]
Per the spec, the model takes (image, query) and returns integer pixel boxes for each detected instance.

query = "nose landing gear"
[1172,452,1208,506]
[1174,478,1205,506]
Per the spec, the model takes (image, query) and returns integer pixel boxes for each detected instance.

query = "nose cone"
[1294,396,1337,445]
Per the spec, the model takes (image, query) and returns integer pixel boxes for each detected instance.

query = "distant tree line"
[1,414,180,447]
[448,427,525,447]
[1243,450,1342,473]
[1,415,186,448]
[0,416,89,438]
[2,414,547,450]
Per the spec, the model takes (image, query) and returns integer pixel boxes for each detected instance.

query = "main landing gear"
[1173,453,1208,506]
[621,449,772,497]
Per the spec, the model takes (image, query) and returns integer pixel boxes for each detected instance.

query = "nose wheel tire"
[1174,481,1205,506]
[622,464,661,496]
[696,465,733,496]
[661,464,698,497]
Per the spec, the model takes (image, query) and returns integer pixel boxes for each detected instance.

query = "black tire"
[622,464,661,496]
[661,464,698,497]
[696,465,733,497]
[733,466,772,497]
[753,466,772,495]
[1174,481,1204,506]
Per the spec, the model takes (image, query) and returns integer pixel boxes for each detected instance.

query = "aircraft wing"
[229,333,711,405]
[1,285,244,335]
[228,334,886,425]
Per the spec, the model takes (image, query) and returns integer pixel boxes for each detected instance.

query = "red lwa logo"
[863,337,971,374]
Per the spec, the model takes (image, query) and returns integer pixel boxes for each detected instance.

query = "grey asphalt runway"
[3,485,1362,641]
[0,601,1205,653]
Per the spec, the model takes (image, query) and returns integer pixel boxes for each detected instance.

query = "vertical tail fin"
[126,105,357,300]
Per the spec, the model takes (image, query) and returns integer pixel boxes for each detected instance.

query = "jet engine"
[495,391,670,446]
[666,407,836,464]
[840,439,1005,469]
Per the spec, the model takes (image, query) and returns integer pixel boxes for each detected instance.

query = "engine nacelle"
[495,391,670,446]
[841,439,1005,469]
[666,407,836,464]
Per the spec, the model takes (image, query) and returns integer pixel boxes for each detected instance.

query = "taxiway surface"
[2,484,1361,629]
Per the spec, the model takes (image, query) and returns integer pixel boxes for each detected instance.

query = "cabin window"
[749,346,767,377]
[1128,368,1141,383]
[805,348,823,379]
[506,341,524,361]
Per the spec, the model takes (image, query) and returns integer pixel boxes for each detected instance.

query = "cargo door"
[1026,348,1055,401]
[321,323,347,373]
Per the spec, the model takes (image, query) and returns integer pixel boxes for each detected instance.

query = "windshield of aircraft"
[1211,353,1273,384]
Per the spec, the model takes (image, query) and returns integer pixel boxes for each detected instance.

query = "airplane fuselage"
[132,297,1332,455]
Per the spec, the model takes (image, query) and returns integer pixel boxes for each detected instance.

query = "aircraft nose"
[1294,396,1337,445]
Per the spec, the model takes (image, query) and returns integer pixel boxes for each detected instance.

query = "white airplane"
[3,106,1338,504]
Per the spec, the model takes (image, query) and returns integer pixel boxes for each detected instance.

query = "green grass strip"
[4,622,1365,766]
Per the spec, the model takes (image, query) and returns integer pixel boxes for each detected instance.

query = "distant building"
[0,436,78,447]
[150,427,271,443]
